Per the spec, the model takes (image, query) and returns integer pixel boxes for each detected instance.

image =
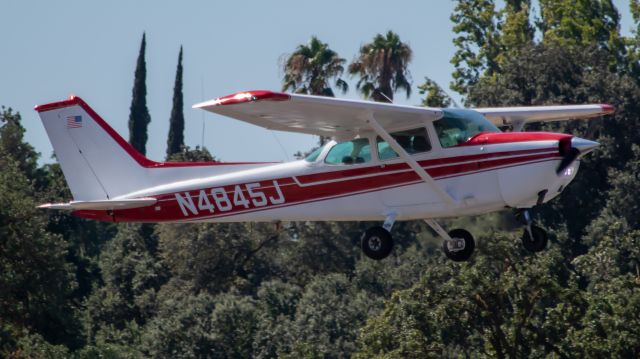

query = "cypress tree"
[166,46,184,158]
[128,33,152,155]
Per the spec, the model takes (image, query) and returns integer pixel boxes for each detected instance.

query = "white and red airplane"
[35,91,612,261]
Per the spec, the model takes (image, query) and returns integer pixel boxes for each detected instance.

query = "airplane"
[35,91,612,261]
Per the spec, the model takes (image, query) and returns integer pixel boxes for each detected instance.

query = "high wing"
[194,90,613,136]
[476,104,614,128]
[193,90,442,137]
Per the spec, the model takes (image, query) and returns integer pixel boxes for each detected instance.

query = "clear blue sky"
[0,0,633,163]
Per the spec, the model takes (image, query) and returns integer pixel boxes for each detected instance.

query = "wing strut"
[364,113,457,206]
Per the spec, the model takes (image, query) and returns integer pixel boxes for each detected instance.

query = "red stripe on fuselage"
[74,148,560,222]
[296,147,556,185]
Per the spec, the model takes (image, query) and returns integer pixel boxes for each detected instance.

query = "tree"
[129,33,152,155]
[537,0,623,54]
[166,46,185,159]
[498,0,534,58]
[0,148,79,353]
[84,224,167,341]
[355,233,584,358]
[284,273,378,358]
[166,145,215,162]
[282,36,348,97]
[417,77,453,107]
[348,31,412,102]
[0,107,43,184]
[450,0,500,96]
[283,36,348,145]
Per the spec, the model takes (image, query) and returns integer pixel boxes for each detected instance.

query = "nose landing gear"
[516,209,548,252]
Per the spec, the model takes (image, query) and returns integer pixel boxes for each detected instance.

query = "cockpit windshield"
[304,146,324,162]
[433,109,500,148]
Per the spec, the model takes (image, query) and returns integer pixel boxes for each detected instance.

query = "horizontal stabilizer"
[38,198,157,211]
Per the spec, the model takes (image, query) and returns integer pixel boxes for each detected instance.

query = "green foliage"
[84,224,167,340]
[142,291,258,358]
[166,145,215,162]
[282,36,348,97]
[497,0,534,66]
[450,0,500,96]
[538,0,623,53]
[284,273,378,358]
[166,46,185,159]
[417,77,452,108]
[0,118,80,352]
[354,233,585,358]
[157,222,279,294]
[0,107,44,185]
[348,31,412,102]
[128,33,152,155]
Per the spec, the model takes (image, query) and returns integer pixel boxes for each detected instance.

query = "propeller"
[556,137,599,175]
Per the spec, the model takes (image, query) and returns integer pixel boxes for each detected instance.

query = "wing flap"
[38,198,157,210]
[476,104,614,127]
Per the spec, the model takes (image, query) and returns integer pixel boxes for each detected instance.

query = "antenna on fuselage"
[200,77,205,147]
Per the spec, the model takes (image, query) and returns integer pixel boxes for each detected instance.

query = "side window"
[376,128,431,160]
[325,138,372,165]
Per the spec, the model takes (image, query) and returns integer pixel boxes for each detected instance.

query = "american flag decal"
[66,115,82,128]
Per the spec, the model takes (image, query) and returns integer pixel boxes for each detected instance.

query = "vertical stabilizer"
[36,96,150,201]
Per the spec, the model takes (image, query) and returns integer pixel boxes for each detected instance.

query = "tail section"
[36,96,273,203]
[36,96,150,200]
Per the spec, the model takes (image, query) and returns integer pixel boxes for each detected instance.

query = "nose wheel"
[522,224,548,252]
[516,209,549,252]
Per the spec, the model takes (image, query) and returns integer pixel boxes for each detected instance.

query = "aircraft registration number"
[174,180,285,217]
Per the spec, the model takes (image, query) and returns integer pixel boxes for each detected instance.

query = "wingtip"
[600,104,615,114]
[193,90,290,110]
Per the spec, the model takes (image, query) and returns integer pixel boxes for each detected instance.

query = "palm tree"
[348,31,413,102]
[282,36,348,97]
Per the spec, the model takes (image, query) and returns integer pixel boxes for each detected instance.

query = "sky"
[0,0,634,164]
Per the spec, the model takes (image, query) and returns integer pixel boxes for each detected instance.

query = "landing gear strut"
[517,209,548,252]
[425,219,475,262]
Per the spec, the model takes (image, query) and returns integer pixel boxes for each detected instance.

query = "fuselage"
[74,131,580,223]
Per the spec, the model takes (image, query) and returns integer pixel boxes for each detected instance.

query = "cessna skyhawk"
[35,91,610,261]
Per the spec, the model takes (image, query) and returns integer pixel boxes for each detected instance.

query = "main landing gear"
[424,219,475,262]
[361,212,396,260]
[360,209,550,261]
[360,213,477,262]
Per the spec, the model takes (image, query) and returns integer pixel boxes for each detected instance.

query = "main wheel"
[521,225,548,252]
[361,226,393,260]
[442,229,475,262]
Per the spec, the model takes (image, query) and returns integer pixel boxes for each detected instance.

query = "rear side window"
[376,127,431,160]
[325,138,372,165]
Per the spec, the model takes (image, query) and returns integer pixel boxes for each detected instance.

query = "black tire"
[521,225,548,252]
[361,226,393,260]
[442,229,475,262]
